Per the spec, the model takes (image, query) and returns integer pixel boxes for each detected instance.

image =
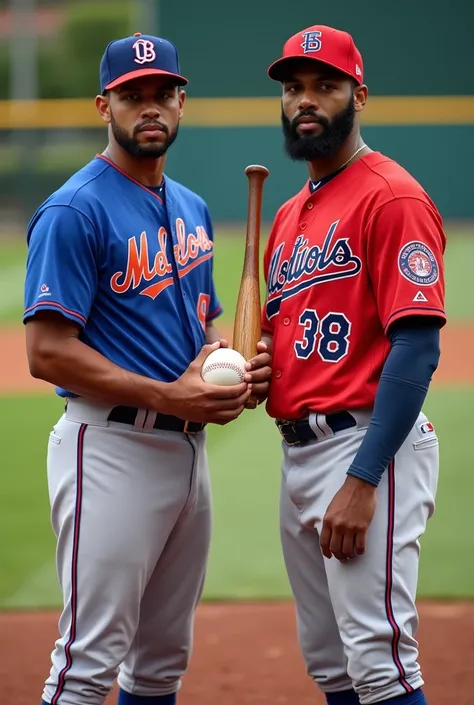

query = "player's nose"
[298,93,319,112]
[140,103,162,119]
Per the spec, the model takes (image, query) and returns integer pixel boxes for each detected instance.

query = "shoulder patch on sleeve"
[398,241,439,286]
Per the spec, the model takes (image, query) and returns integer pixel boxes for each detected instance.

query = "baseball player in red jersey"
[260,24,446,705]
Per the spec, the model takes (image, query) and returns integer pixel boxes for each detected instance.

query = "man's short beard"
[110,111,179,159]
[281,93,356,162]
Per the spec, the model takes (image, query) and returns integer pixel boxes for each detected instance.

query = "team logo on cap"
[301,30,322,54]
[398,241,439,286]
[133,38,156,65]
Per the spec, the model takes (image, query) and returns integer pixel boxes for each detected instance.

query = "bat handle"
[245,397,259,410]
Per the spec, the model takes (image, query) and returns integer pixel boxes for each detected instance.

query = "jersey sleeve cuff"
[23,301,87,327]
[384,307,446,333]
[347,466,382,487]
[206,304,223,322]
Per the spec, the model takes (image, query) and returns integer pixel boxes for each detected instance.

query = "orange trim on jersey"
[24,301,87,325]
[206,305,223,320]
[178,252,214,278]
[96,154,164,205]
[384,306,446,332]
[139,277,174,300]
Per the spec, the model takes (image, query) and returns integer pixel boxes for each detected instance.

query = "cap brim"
[267,56,360,84]
[105,68,188,90]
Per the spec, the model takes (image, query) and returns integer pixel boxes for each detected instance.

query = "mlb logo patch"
[398,241,439,286]
[420,422,435,434]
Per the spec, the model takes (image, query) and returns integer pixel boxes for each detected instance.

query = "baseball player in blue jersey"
[23,33,271,705]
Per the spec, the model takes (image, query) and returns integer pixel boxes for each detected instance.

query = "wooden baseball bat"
[233,164,270,409]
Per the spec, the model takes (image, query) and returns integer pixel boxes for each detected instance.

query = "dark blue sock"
[117,690,177,705]
[326,689,360,704]
[379,689,427,705]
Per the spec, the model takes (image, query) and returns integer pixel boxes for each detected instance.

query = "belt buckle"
[183,420,203,435]
[278,420,300,446]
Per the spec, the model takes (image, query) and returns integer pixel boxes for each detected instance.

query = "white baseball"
[201,348,247,386]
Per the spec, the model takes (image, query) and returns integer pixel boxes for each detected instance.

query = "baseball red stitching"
[203,361,245,381]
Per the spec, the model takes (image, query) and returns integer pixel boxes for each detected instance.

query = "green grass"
[0,386,473,609]
[0,227,473,608]
[443,233,474,320]
[0,237,27,326]
[0,394,63,605]
[417,389,474,597]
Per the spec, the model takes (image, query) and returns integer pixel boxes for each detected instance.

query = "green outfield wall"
[1,0,472,224]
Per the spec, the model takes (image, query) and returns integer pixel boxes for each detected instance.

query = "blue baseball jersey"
[24,155,223,397]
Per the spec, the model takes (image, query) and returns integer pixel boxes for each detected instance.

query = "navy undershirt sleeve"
[346,318,441,487]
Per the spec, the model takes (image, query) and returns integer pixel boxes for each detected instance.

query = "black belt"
[108,406,205,435]
[276,411,357,446]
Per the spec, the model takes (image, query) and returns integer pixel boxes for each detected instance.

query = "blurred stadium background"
[0,0,473,622]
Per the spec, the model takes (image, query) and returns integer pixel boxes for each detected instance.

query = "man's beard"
[281,94,355,161]
[110,112,179,158]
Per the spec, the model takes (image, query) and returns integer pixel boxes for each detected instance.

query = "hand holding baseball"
[167,342,252,425]
[201,343,271,406]
[201,347,247,386]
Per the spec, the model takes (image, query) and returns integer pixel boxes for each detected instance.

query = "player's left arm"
[205,321,225,345]
[320,197,446,563]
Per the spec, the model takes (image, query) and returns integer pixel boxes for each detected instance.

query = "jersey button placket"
[306,202,314,210]
[275,370,282,379]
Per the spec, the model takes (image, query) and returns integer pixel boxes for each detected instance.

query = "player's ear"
[354,84,368,113]
[95,93,111,124]
[178,89,186,120]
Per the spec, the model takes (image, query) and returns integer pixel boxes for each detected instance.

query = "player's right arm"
[24,205,250,425]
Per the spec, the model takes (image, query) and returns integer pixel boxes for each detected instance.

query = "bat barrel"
[233,164,270,409]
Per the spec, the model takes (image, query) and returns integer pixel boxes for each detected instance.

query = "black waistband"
[108,406,205,435]
[276,411,357,446]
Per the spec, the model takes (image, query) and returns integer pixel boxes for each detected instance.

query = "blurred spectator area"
[0,0,472,230]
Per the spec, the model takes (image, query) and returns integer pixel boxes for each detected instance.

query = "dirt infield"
[1,323,473,704]
[0,602,473,705]
[1,323,474,394]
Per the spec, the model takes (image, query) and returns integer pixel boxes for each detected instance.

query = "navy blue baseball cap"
[100,32,188,93]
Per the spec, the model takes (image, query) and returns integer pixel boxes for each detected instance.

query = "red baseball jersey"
[262,152,446,420]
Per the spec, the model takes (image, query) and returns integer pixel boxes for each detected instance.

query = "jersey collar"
[96,153,165,205]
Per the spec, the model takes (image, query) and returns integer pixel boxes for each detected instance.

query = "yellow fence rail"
[0,96,473,130]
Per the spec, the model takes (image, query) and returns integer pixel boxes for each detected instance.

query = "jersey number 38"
[294,309,351,363]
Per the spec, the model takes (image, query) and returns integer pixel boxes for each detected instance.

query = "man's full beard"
[110,112,179,158]
[281,94,355,161]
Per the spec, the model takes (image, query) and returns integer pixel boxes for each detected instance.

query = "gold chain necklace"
[339,143,367,170]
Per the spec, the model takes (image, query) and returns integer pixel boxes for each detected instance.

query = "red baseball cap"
[268,25,364,85]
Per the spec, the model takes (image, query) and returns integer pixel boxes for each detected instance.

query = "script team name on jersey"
[266,220,362,319]
[111,217,213,300]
